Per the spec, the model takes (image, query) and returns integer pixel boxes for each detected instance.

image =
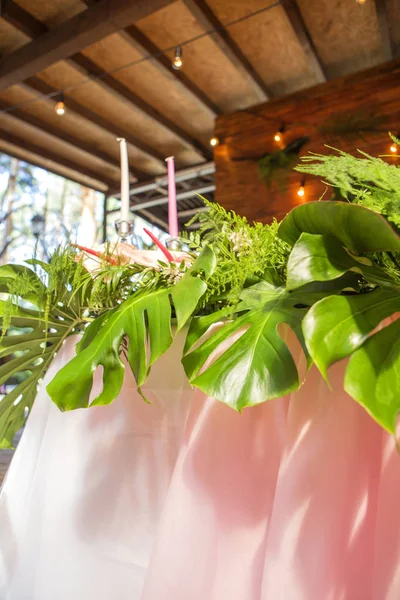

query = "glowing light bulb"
[297,185,305,197]
[390,143,398,153]
[356,0,366,4]
[172,46,183,70]
[274,132,282,142]
[210,136,219,147]
[55,102,65,115]
[55,93,66,116]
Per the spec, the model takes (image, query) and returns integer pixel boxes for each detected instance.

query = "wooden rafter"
[182,0,271,102]
[0,0,211,160]
[280,0,327,84]
[375,0,394,62]
[20,77,164,170]
[0,145,106,192]
[78,0,219,118]
[0,98,140,180]
[0,128,115,190]
[120,25,221,117]
[70,54,212,159]
[0,0,175,92]
[0,0,45,38]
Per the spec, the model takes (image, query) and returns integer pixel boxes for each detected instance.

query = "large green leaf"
[47,246,216,411]
[287,233,398,291]
[278,201,400,252]
[0,301,80,448]
[183,281,337,411]
[345,318,400,433]
[302,289,400,381]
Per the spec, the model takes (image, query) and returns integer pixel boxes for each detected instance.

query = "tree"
[1,158,19,263]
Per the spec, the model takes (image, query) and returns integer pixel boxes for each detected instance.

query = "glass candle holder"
[114,220,134,243]
[165,237,182,252]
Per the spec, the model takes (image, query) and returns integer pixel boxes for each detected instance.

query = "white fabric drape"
[0,335,192,599]
[2,333,400,600]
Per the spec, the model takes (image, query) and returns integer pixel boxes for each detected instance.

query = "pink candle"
[166,156,178,238]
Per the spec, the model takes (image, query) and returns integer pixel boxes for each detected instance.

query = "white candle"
[117,138,130,223]
[166,156,178,238]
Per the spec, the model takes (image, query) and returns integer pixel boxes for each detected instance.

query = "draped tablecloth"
[1,331,400,600]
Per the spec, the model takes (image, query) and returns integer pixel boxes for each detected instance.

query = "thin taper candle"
[117,138,130,223]
[166,156,178,238]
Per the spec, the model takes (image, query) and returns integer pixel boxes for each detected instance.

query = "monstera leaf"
[289,231,400,432]
[47,246,216,411]
[279,201,400,252]
[345,319,400,433]
[0,265,82,447]
[286,233,397,291]
[302,289,400,379]
[182,280,349,411]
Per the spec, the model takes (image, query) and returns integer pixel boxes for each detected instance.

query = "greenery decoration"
[295,147,400,230]
[257,137,309,189]
[1,142,400,446]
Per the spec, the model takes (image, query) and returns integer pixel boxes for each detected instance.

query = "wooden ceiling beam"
[70,54,213,160]
[120,25,221,118]
[0,0,46,38]
[182,0,271,102]
[0,98,141,181]
[21,77,164,169]
[79,0,219,118]
[0,144,107,191]
[0,128,115,189]
[1,0,211,161]
[281,0,327,84]
[0,0,175,92]
[375,0,394,62]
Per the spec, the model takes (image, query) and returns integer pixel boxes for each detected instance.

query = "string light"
[390,143,398,153]
[55,92,66,116]
[297,180,305,197]
[274,125,285,143]
[210,136,220,147]
[172,46,183,70]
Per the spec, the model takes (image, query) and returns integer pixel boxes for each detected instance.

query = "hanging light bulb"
[274,124,285,143]
[297,180,305,197]
[55,92,66,116]
[209,136,219,147]
[390,143,398,153]
[172,46,183,70]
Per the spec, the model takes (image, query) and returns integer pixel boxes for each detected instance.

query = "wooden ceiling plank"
[182,0,271,102]
[0,144,106,191]
[0,0,175,92]
[375,0,394,62]
[20,77,165,168]
[0,0,46,38]
[280,0,327,84]
[79,0,219,118]
[120,25,221,118]
[0,127,115,188]
[1,0,211,161]
[0,97,140,180]
[70,54,213,160]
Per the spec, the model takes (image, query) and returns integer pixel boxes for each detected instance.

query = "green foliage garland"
[1,141,400,447]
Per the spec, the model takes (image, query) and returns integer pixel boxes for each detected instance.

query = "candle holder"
[166,237,182,252]
[115,219,134,243]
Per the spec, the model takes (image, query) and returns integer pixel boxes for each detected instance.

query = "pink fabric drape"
[1,333,400,599]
